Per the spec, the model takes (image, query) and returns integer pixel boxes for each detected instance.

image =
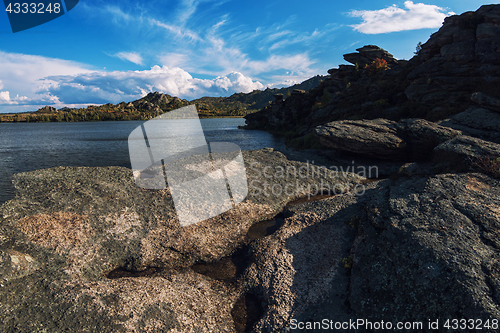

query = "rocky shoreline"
[1,146,499,332]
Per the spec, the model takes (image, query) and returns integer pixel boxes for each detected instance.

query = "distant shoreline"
[0,113,246,123]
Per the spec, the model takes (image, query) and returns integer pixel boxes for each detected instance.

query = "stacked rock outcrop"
[245,5,500,135]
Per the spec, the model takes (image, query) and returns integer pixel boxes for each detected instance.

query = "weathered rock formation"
[438,107,500,144]
[437,93,500,144]
[343,45,398,68]
[0,149,361,332]
[244,4,500,136]
[405,5,500,115]
[471,92,500,113]
[2,147,500,332]
[350,173,500,328]
[314,118,462,161]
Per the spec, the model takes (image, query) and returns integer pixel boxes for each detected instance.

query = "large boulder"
[314,118,461,161]
[244,190,374,331]
[433,135,500,172]
[438,106,500,144]
[350,173,500,330]
[0,149,361,332]
[395,118,462,159]
[314,119,406,160]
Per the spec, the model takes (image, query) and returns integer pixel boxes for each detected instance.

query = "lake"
[0,119,287,205]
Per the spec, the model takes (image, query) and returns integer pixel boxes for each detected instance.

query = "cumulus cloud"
[0,48,308,113]
[0,91,10,102]
[0,51,93,109]
[40,66,265,104]
[0,91,30,105]
[349,1,455,34]
[115,52,144,65]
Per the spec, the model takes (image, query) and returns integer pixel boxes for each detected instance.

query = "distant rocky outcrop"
[193,75,325,117]
[35,105,58,113]
[244,4,500,135]
[343,45,398,68]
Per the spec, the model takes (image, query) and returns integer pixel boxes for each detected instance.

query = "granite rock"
[0,149,362,332]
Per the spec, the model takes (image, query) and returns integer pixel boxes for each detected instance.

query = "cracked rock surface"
[0,148,361,332]
[350,173,500,331]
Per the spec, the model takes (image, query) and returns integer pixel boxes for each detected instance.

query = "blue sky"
[0,0,493,113]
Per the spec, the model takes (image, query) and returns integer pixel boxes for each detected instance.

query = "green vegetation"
[414,42,423,55]
[347,215,361,229]
[312,88,332,110]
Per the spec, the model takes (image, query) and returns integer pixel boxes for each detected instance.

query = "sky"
[0,0,493,113]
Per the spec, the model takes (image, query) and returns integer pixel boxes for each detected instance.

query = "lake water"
[0,119,287,205]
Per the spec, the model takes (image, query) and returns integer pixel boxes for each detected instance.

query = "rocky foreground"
[0,145,499,332]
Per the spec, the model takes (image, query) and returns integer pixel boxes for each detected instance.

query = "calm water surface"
[0,119,287,204]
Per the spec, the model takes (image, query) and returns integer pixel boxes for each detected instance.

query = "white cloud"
[0,51,93,110]
[0,91,29,105]
[115,52,144,65]
[157,53,190,69]
[349,1,454,34]
[150,18,202,41]
[0,80,3,90]
[0,49,312,113]
[246,54,315,74]
[40,66,265,103]
[0,91,10,102]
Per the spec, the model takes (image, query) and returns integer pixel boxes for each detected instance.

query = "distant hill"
[193,75,325,116]
[0,93,192,122]
[0,75,326,122]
